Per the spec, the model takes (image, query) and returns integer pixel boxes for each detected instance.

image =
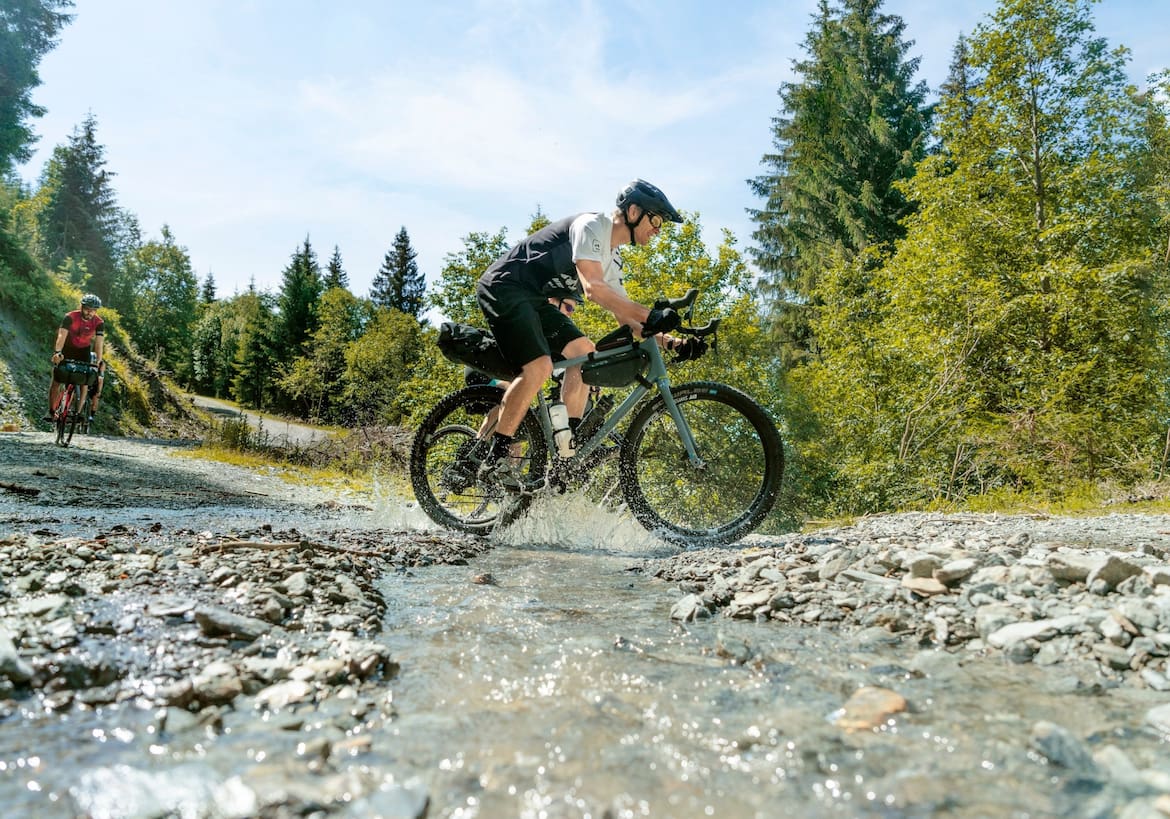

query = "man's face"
[632,207,664,246]
[80,305,96,319]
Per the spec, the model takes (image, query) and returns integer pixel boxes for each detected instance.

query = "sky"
[18,0,1170,305]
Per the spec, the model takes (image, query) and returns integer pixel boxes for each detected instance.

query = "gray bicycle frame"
[530,336,704,469]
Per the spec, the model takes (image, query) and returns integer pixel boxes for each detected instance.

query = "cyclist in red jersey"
[45,294,105,422]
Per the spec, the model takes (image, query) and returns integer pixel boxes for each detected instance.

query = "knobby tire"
[618,381,783,547]
[410,385,549,535]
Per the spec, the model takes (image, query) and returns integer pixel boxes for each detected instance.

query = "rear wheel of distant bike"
[619,382,783,548]
[410,385,548,535]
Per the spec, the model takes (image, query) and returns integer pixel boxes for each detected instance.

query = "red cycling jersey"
[59,310,104,360]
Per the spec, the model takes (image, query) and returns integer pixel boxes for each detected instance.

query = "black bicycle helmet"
[81,293,102,309]
[616,179,683,224]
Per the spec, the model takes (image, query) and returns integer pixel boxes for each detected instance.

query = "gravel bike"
[49,360,97,447]
[410,290,784,547]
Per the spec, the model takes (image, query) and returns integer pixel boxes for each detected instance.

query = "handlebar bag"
[54,361,95,386]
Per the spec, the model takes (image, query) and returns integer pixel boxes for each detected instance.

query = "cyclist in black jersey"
[474,179,694,488]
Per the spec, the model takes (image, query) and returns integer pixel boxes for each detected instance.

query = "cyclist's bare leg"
[49,379,62,414]
[559,336,594,420]
[494,356,553,437]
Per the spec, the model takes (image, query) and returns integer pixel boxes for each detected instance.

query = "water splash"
[491,490,674,556]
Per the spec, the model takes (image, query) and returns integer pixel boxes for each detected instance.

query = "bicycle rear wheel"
[619,381,783,547]
[410,385,548,535]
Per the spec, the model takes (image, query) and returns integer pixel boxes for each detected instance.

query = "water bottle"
[548,401,574,457]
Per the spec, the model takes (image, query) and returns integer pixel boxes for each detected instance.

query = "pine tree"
[275,235,322,358]
[231,288,277,409]
[0,0,74,174]
[200,271,217,304]
[324,245,348,290]
[35,113,121,299]
[748,0,930,362]
[370,226,425,317]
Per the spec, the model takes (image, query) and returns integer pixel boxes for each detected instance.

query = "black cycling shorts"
[476,281,584,371]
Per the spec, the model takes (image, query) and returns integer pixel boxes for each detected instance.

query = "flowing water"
[4,481,1168,818]
[362,495,1168,818]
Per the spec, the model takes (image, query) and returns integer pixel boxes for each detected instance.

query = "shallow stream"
[2,465,1168,817]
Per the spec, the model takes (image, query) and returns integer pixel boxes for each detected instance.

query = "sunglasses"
[558,299,577,315]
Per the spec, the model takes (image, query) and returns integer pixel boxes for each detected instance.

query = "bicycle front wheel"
[54,388,72,446]
[410,385,548,535]
[619,382,783,547]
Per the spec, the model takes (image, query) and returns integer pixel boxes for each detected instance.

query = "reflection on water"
[373,497,1170,818]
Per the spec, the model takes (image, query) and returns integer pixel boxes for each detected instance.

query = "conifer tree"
[35,113,120,299]
[748,0,930,362]
[275,236,322,358]
[231,288,277,409]
[324,244,348,290]
[0,0,74,174]
[370,226,425,317]
[200,271,217,304]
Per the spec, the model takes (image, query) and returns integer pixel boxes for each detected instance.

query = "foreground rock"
[0,522,486,816]
[652,512,1170,688]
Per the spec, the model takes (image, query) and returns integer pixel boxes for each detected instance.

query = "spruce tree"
[324,244,348,290]
[0,0,74,174]
[370,226,425,317]
[748,0,930,362]
[200,271,217,304]
[36,113,120,299]
[275,236,322,358]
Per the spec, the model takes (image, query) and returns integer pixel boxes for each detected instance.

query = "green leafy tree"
[342,307,426,425]
[428,228,509,325]
[124,225,198,379]
[370,226,425,318]
[35,114,122,299]
[794,0,1170,512]
[748,0,930,362]
[281,287,372,422]
[0,0,73,174]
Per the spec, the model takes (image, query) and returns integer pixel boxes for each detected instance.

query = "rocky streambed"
[1,431,1170,817]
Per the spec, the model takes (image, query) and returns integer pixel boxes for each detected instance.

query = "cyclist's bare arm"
[576,261,689,349]
[51,328,67,362]
[575,260,651,334]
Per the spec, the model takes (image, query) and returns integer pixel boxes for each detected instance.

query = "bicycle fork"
[652,378,706,468]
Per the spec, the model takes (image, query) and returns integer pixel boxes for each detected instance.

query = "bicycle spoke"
[620,383,783,547]
[410,385,548,534]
